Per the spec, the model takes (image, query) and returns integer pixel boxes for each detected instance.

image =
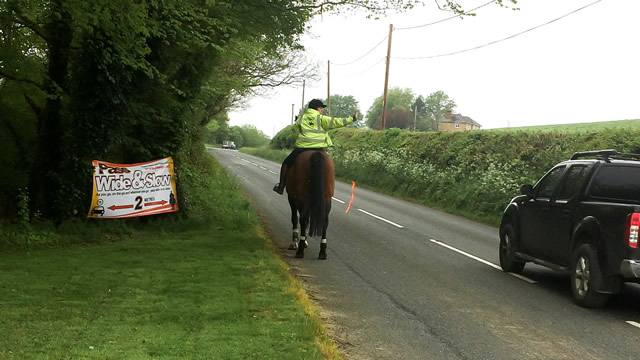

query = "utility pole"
[327,60,331,115]
[291,104,295,125]
[301,79,306,109]
[414,106,417,131]
[381,24,393,130]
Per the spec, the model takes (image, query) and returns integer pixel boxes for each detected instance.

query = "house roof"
[438,113,482,128]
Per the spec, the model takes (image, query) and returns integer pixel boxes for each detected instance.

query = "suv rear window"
[588,165,640,202]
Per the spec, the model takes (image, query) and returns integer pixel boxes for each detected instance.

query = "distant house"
[437,110,481,131]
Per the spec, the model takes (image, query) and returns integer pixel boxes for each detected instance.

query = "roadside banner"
[88,157,178,218]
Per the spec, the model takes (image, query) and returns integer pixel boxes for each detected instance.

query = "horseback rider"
[273,98,358,194]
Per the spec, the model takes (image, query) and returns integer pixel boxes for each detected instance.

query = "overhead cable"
[345,57,386,78]
[393,0,603,60]
[331,35,388,66]
[395,0,496,31]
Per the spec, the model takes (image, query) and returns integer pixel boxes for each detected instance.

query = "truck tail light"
[625,212,640,248]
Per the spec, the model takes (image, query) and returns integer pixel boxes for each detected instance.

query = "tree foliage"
[420,91,457,131]
[365,87,415,129]
[325,94,360,118]
[0,0,312,221]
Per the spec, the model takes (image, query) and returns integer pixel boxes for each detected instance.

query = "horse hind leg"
[318,203,330,260]
[318,239,327,260]
[296,211,309,258]
[289,229,299,250]
[295,234,306,258]
[288,197,299,250]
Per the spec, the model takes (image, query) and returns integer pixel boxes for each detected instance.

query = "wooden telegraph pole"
[301,79,306,109]
[381,24,393,130]
[327,60,331,115]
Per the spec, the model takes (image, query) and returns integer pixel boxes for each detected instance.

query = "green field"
[490,119,640,132]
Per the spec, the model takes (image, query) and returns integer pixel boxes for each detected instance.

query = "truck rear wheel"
[499,223,525,273]
[571,244,610,308]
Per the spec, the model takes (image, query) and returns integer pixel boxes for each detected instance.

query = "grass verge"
[0,225,340,359]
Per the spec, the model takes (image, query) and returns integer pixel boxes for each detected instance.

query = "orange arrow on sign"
[145,200,167,206]
[108,204,134,211]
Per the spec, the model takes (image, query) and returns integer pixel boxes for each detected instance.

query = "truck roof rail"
[570,149,617,160]
[570,149,640,161]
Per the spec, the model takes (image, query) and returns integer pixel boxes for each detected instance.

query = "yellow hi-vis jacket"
[295,108,355,148]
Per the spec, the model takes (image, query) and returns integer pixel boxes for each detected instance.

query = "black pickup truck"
[499,149,640,308]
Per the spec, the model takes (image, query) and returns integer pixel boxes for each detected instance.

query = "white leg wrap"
[321,238,327,244]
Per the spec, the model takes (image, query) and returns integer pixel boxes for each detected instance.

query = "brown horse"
[285,150,335,259]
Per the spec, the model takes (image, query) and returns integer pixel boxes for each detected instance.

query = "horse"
[285,150,335,260]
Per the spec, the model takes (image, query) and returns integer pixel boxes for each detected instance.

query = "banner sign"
[88,157,178,218]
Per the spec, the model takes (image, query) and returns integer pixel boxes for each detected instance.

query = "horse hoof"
[304,240,309,248]
[288,244,298,250]
[318,253,327,260]
[295,251,304,258]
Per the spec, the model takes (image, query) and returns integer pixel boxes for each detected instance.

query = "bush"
[329,127,640,225]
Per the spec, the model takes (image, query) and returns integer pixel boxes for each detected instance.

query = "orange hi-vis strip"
[346,181,355,213]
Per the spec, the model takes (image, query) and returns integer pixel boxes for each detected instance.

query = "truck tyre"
[499,223,525,273]
[571,244,609,308]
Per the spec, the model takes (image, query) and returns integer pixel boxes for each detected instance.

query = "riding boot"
[273,164,288,194]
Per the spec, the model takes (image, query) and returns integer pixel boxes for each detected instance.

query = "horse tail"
[308,151,326,237]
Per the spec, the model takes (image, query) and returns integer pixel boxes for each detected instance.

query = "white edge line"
[626,321,640,329]
[429,238,537,284]
[357,209,404,228]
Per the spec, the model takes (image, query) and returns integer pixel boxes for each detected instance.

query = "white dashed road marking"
[357,209,404,228]
[626,321,640,329]
[332,197,345,204]
[429,238,537,284]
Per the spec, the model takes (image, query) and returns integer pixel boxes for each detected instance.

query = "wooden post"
[381,24,393,130]
[327,60,331,115]
[301,79,306,109]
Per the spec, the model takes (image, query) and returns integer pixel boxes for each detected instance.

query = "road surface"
[210,148,640,360]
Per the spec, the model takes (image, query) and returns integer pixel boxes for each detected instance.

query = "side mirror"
[520,184,533,197]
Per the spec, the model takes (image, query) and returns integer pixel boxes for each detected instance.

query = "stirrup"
[273,183,284,194]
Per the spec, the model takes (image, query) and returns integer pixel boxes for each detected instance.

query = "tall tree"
[365,87,415,129]
[324,94,360,118]
[422,90,457,131]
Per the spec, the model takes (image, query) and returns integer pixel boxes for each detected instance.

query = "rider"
[273,98,358,194]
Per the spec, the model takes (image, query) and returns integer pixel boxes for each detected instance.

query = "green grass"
[492,118,640,132]
[0,226,334,359]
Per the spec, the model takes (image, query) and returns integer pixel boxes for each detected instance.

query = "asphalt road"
[209,148,640,360]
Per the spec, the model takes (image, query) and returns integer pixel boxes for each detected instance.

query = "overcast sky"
[229,0,639,137]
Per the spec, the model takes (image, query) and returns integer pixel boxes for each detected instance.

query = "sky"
[229,0,640,137]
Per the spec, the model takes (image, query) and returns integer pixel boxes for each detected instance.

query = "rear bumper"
[620,259,640,278]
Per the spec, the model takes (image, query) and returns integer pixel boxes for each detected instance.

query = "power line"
[331,35,388,66]
[345,57,386,78]
[330,0,495,66]
[393,0,603,60]
[395,0,496,31]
